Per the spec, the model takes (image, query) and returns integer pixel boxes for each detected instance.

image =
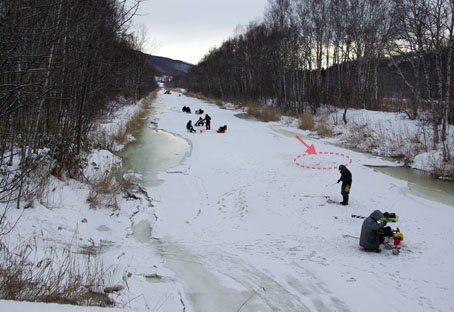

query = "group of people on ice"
[184,106,227,133]
[186,113,211,133]
[180,90,394,254]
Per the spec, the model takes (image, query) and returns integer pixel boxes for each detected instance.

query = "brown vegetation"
[184,91,224,107]
[87,165,125,210]
[298,113,314,130]
[245,101,281,122]
[0,236,118,306]
[111,90,158,146]
[315,119,333,137]
[215,99,223,107]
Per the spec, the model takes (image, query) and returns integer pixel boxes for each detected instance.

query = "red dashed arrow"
[296,135,317,155]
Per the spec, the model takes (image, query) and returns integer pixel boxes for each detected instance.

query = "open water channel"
[121,106,191,186]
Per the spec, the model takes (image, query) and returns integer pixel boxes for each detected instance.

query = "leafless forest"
[0,0,156,208]
[186,0,453,148]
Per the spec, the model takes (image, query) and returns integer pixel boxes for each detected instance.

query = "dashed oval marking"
[293,152,352,170]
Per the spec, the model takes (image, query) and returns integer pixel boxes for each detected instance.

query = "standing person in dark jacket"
[204,114,211,130]
[360,210,388,252]
[337,164,352,205]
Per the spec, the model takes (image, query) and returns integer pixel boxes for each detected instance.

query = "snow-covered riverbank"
[0,95,188,311]
[316,106,454,179]
[1,89,453,312]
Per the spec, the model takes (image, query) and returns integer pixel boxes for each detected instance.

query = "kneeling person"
[359,210,388,252]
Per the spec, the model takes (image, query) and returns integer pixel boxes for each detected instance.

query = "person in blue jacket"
[337,165,352,205]
[186,120,195,133]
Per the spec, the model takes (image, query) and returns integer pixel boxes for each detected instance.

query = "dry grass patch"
[184,91,224,107]
[215,98,223,107]
[230,99,242,107]
[244,100,261,116]
[142,89,159,108]
[111,91,158,145]
[87,165,133,210]
[245,100,281,122]
[184,91,210,102]
[298,112,314,130]
[259,106,282,122]
[344,122,370,147]
[125,108,148,136]
[111,124,127,145]
[315,119,333,136]
[0,236,119,306]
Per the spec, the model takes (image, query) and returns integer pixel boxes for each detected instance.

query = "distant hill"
[146,55,193,76]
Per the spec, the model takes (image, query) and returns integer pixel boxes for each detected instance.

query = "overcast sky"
[129,0,269,65]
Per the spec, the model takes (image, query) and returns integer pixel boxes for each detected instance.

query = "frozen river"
[121,90,454,312]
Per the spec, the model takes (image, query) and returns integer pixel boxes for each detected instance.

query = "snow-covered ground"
[317,106,454,177]
[1,89,454,311]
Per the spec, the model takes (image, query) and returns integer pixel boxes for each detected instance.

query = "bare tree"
[0,0,156,207]
[185,0,451,140]
[387,0,453,147]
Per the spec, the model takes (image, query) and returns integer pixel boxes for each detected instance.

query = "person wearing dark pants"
[337,164,352,205]
[186,120,196,133]
[204,114,211,130]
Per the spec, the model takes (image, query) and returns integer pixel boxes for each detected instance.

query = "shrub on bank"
[299,113,314,130]
[0,236,119,306]
[245,100,281,122]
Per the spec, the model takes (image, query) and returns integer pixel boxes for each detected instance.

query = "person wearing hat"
[337,164,352,205]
